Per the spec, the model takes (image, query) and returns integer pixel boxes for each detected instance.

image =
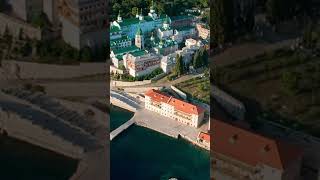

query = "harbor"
[110,90,210,150]
[110,106,210,180]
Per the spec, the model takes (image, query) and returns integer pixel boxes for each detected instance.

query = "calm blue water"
[111,107,210,180]
[110,105,134,131]
[0,135,78,180]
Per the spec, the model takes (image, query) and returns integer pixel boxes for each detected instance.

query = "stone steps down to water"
[2,88,101,138]
[0,100,99,153]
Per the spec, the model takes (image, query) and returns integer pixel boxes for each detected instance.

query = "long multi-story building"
[6,0,107,49]
[145,89,205,128]
[170,15,195,28]
[153,39,178,56]
[59,0,107,49]
[212,119,303,180]
[123,51,161,77]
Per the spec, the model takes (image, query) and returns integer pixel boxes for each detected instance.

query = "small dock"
[110,117,135,141]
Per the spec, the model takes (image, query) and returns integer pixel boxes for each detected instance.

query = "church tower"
[163,15,170,30]
[135,24,144,49]
[117,11,122,23]
[148,0,158,19]
[139,8,144,21]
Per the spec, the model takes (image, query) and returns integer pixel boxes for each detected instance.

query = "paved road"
[39,81,107,98]
[135,109,209,143]
[111,72,205,90]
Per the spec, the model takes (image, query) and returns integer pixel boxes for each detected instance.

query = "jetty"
[110,117,135,141]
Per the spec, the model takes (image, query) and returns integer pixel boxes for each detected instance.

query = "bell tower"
[135,24,144,49]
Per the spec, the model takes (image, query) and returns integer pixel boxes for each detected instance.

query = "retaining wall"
[111,80,151,87]
[170,85,187,100]
[2,60,106,79]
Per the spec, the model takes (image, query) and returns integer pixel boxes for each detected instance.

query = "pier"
[110,117,135,141]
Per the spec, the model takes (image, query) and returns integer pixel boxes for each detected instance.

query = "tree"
[18,28,24,40]
[266,0,279,25]
[131,7,139,17]
[0,0,6,12]
[193,50,203,69]
[31,12,49,28]
[184,62,190,72]
[281,71,299,95]
[156,2,165,14]
[20,40,32,56]
[244,7,255,32]
[266,0,292,25]
[200,48,208,66]
[211,0,234,45]
[3,25,12,42]
[303,22,314,49]
[175,54,184,76]
[119,64,126,71]
[80,47,93,62]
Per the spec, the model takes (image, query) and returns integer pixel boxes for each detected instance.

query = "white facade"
[158,28,174,39]
[59,0,108,49]
[124,53,161,77]
[145,90,204,128]
[160,53,177,73]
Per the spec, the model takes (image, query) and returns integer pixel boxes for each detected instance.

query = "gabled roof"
[212,119,303,170]
[145,89,204,115]
[110,25,121,33]
[198,132,210,143]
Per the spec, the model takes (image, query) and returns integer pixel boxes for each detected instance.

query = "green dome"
[163,15,169,24]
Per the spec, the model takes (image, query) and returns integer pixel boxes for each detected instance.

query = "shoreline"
[112,105,210,151]
[136,122,210,151]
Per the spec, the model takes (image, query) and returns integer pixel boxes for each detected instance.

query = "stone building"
[123,51,161,77]
[145,89,205,128]
[212,119,303,180]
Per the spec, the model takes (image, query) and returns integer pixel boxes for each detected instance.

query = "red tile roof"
[212,119,303,170]
[145,89,204,115]
[198,132,210,143]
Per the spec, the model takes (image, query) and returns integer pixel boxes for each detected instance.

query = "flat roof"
[130,50,147,57]
[112,46,139,55]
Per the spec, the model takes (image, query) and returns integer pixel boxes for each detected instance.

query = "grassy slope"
[214,48,320,136]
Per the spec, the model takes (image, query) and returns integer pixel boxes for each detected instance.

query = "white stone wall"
[170,85,187,100]
[111,80,152,87]
[212,85,246,120]
[60,16,81,49]
[260,165,282,180]
[130,64,160,77]
[2,60,106,79]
